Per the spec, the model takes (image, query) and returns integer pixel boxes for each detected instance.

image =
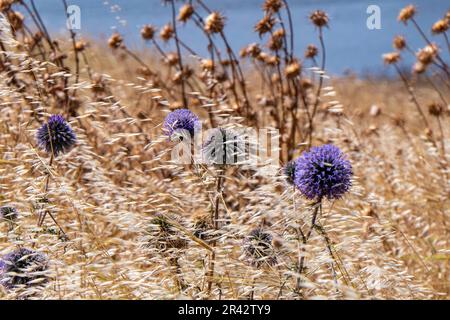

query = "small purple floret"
[163,109,199,138]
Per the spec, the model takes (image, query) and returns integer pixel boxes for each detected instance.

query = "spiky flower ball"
[0,248,48,289]
[163,109,199,140]
[202,128,244,165]
[294,144,352,200]
[36,115,76,156]
[0,206,18,222]
[146,214,187,252]
[243,229,277,268]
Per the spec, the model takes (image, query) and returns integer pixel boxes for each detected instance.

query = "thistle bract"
[294,144,352,200]
[163,109,199,139]
[0,206,18,221]
[36,115,76,156]
[0,248,48,289]
[243,229,277,268]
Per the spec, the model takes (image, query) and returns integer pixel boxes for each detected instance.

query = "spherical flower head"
[0,248,48,289]
[163,109,199,140]
[243,229,277,268]
[294,144,352,200]
[202,127,244,166]
[36,115,76,157]
[0,206,18,222]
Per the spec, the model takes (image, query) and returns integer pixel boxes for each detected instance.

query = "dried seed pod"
[310,10,329,28]
[178,4,194,22]
[383,52,400,64]
[204,11,225,34]
[262,0,283,13]
[431,19,448,34]
[255,15,275,37]
[305,44,318,59]
[398,5,416,24]
[393,35,406,50]
[428,102,443,116]
[108,32,123,49]
[160,23,174,42]
[141,24,156,40]
[285,60,301,78]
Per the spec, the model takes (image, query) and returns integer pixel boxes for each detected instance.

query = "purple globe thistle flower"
[294,144,352,200]
[0,206,18,222]
[163,109,199,139]
[0,248,49,289]
[242,229,277,268]
[36,115,76,156]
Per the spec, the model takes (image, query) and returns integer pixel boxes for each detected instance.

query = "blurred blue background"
[23,0,449,75]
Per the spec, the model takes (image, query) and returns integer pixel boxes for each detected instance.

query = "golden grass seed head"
[398,5,416,24]
[310,10,329,28]
[382,52,401,64]
[141,24,156,40]
[178,4,194,22]
[393,35,406,50]
[431,19,448,34]
[160,23,174,41]
[204,11,225,34]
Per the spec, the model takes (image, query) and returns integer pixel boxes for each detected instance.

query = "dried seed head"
[383,52,401,64]
[262,0,283,13]
[7,11,24,31]
[285,60,302,78]
[201,59,214,71]
[165,52,179,66]
[393,35,406,50]
[147,214,188,252]
[266,55,280,66]
[0,206,18,222]
[413,61,427,74]
[204,11,225,34]
[431,19,448,34]
[416,44,438,65]
[428,102,443,116]
[178,4,194,22]
[160,23,174,42]
[254,15,276,37]
[243,229,277,268]
[74,40,87,52]
[244,43,262,58]
[300,78,313,90]
[268,35,283,51]
[398,5,416,24]
[141,24,156,40]
[310,10,329,28]
[108,32,123,49]
[305,44,318,59]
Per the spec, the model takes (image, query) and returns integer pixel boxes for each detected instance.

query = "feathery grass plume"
[163,108,199,140]
[0,248,48,289]
[36,115,77,157]
[202,127,245,166]
[294,144,352,200]
[243,228,277,268]
[0,205,18,222]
